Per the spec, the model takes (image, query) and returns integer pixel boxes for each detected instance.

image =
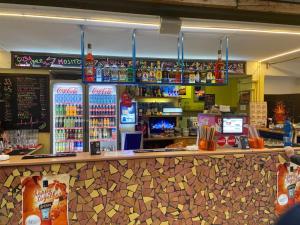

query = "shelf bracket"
[132,29,136,82]
[80,25,85,83]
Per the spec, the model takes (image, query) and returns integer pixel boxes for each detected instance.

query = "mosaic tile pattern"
[0,153,283,224]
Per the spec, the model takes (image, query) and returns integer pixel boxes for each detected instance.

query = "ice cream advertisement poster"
[21,174,69,225]
[275,163,300,216]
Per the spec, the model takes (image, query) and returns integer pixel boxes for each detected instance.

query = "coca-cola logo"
[57,87,78,94]
[227,136,236,146]
[217,136,226,146]
[91,88,112,95]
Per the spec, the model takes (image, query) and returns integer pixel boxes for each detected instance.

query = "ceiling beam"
[1,0,300,26]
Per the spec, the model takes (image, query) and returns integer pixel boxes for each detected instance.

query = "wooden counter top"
[0,147,298,167]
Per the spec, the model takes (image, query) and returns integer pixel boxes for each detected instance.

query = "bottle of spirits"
[84,43,95,82]
[103,61,111,82]
[183,62,189,84]
[189,64,196,84]
[142,61,149,82]
[156,61,162,83]
[162,62,169,83]
[195,62,200,84]
[119,62,127,82]
[127,61,134,82]
[136,61,143,83]
[96,63,103,82]
[206,63,212,84]
[214,40,225,83]
[200,63,207,84]
[111,62,119,82]
[175,63,181,84]
[149,62,156,83]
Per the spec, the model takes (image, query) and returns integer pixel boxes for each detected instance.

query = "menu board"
[0,74,49,131]
[11,52,246,75]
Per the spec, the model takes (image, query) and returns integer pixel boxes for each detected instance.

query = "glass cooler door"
[88,84,117,151]
[52,82,84,153]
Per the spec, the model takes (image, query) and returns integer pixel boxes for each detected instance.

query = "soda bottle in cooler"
[56,104,60,116]
[65,104,69,116]
[77,104,81,115]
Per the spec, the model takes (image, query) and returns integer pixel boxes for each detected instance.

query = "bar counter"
[0,147,296,225]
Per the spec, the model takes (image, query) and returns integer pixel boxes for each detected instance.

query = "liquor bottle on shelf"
[142,61,149,82]
[149,62,156,83]
[96,63,103,82]
[162,62,169,83]
[127,61,134,82]
[183,62,189,84]
[195,62,200,84]
[156,61,162,83]
[103,61,111,82]
[206,63,213,83]
[111,62,119,82]
[200,63,207,84]
[84,43,95,82]
[214,40,225,84]
[136,61,143,83]
[189,64,196,84]
[175,63,181,84]
[119,62,127,82]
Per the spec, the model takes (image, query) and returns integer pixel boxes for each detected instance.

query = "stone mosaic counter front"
[0,149,293,224]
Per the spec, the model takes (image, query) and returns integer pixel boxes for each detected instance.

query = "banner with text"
[22,174,69,225]
[275,163,300,215]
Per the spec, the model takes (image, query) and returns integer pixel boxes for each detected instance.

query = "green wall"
[181,77,239,112]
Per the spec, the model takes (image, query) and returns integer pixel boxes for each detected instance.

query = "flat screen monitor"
[222,117,244,134]
[120,102,137,124]
[149,117,176,134]
[121,132,143,150]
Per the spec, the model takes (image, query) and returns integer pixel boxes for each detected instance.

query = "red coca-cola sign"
[91,88,112,95]
[57,87,78,94]
[217,136,226,146]
[227,135,236,146]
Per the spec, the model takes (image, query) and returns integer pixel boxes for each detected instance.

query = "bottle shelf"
[83,81,227,86]
[89,138,116,142]
[135,96,180,99]
[55,127,83,130]
[89,126,116,129]
[139,114,182,118]
[55,115,84,117]
[89,103,116,106]
[89,115,116,118]
[55,139,83,142]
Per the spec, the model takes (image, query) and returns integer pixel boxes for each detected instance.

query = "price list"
[0,74,49,131]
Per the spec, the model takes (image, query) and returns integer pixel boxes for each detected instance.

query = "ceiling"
[0,4,300,61]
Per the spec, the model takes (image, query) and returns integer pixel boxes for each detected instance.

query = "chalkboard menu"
[0,74,49,131]
[11,52,246,75]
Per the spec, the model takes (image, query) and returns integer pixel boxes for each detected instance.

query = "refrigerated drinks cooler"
[51,81,118,153]
[51,82,84,153]
[88,85,118,151]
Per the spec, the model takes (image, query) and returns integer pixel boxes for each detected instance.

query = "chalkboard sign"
[11,52,246,75]
[0,74,49,131]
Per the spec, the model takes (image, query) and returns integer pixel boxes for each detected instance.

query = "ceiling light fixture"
[0,12,160,29]
[181,26,300,36]
[259,47,300,62]
[1,12,300,35]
